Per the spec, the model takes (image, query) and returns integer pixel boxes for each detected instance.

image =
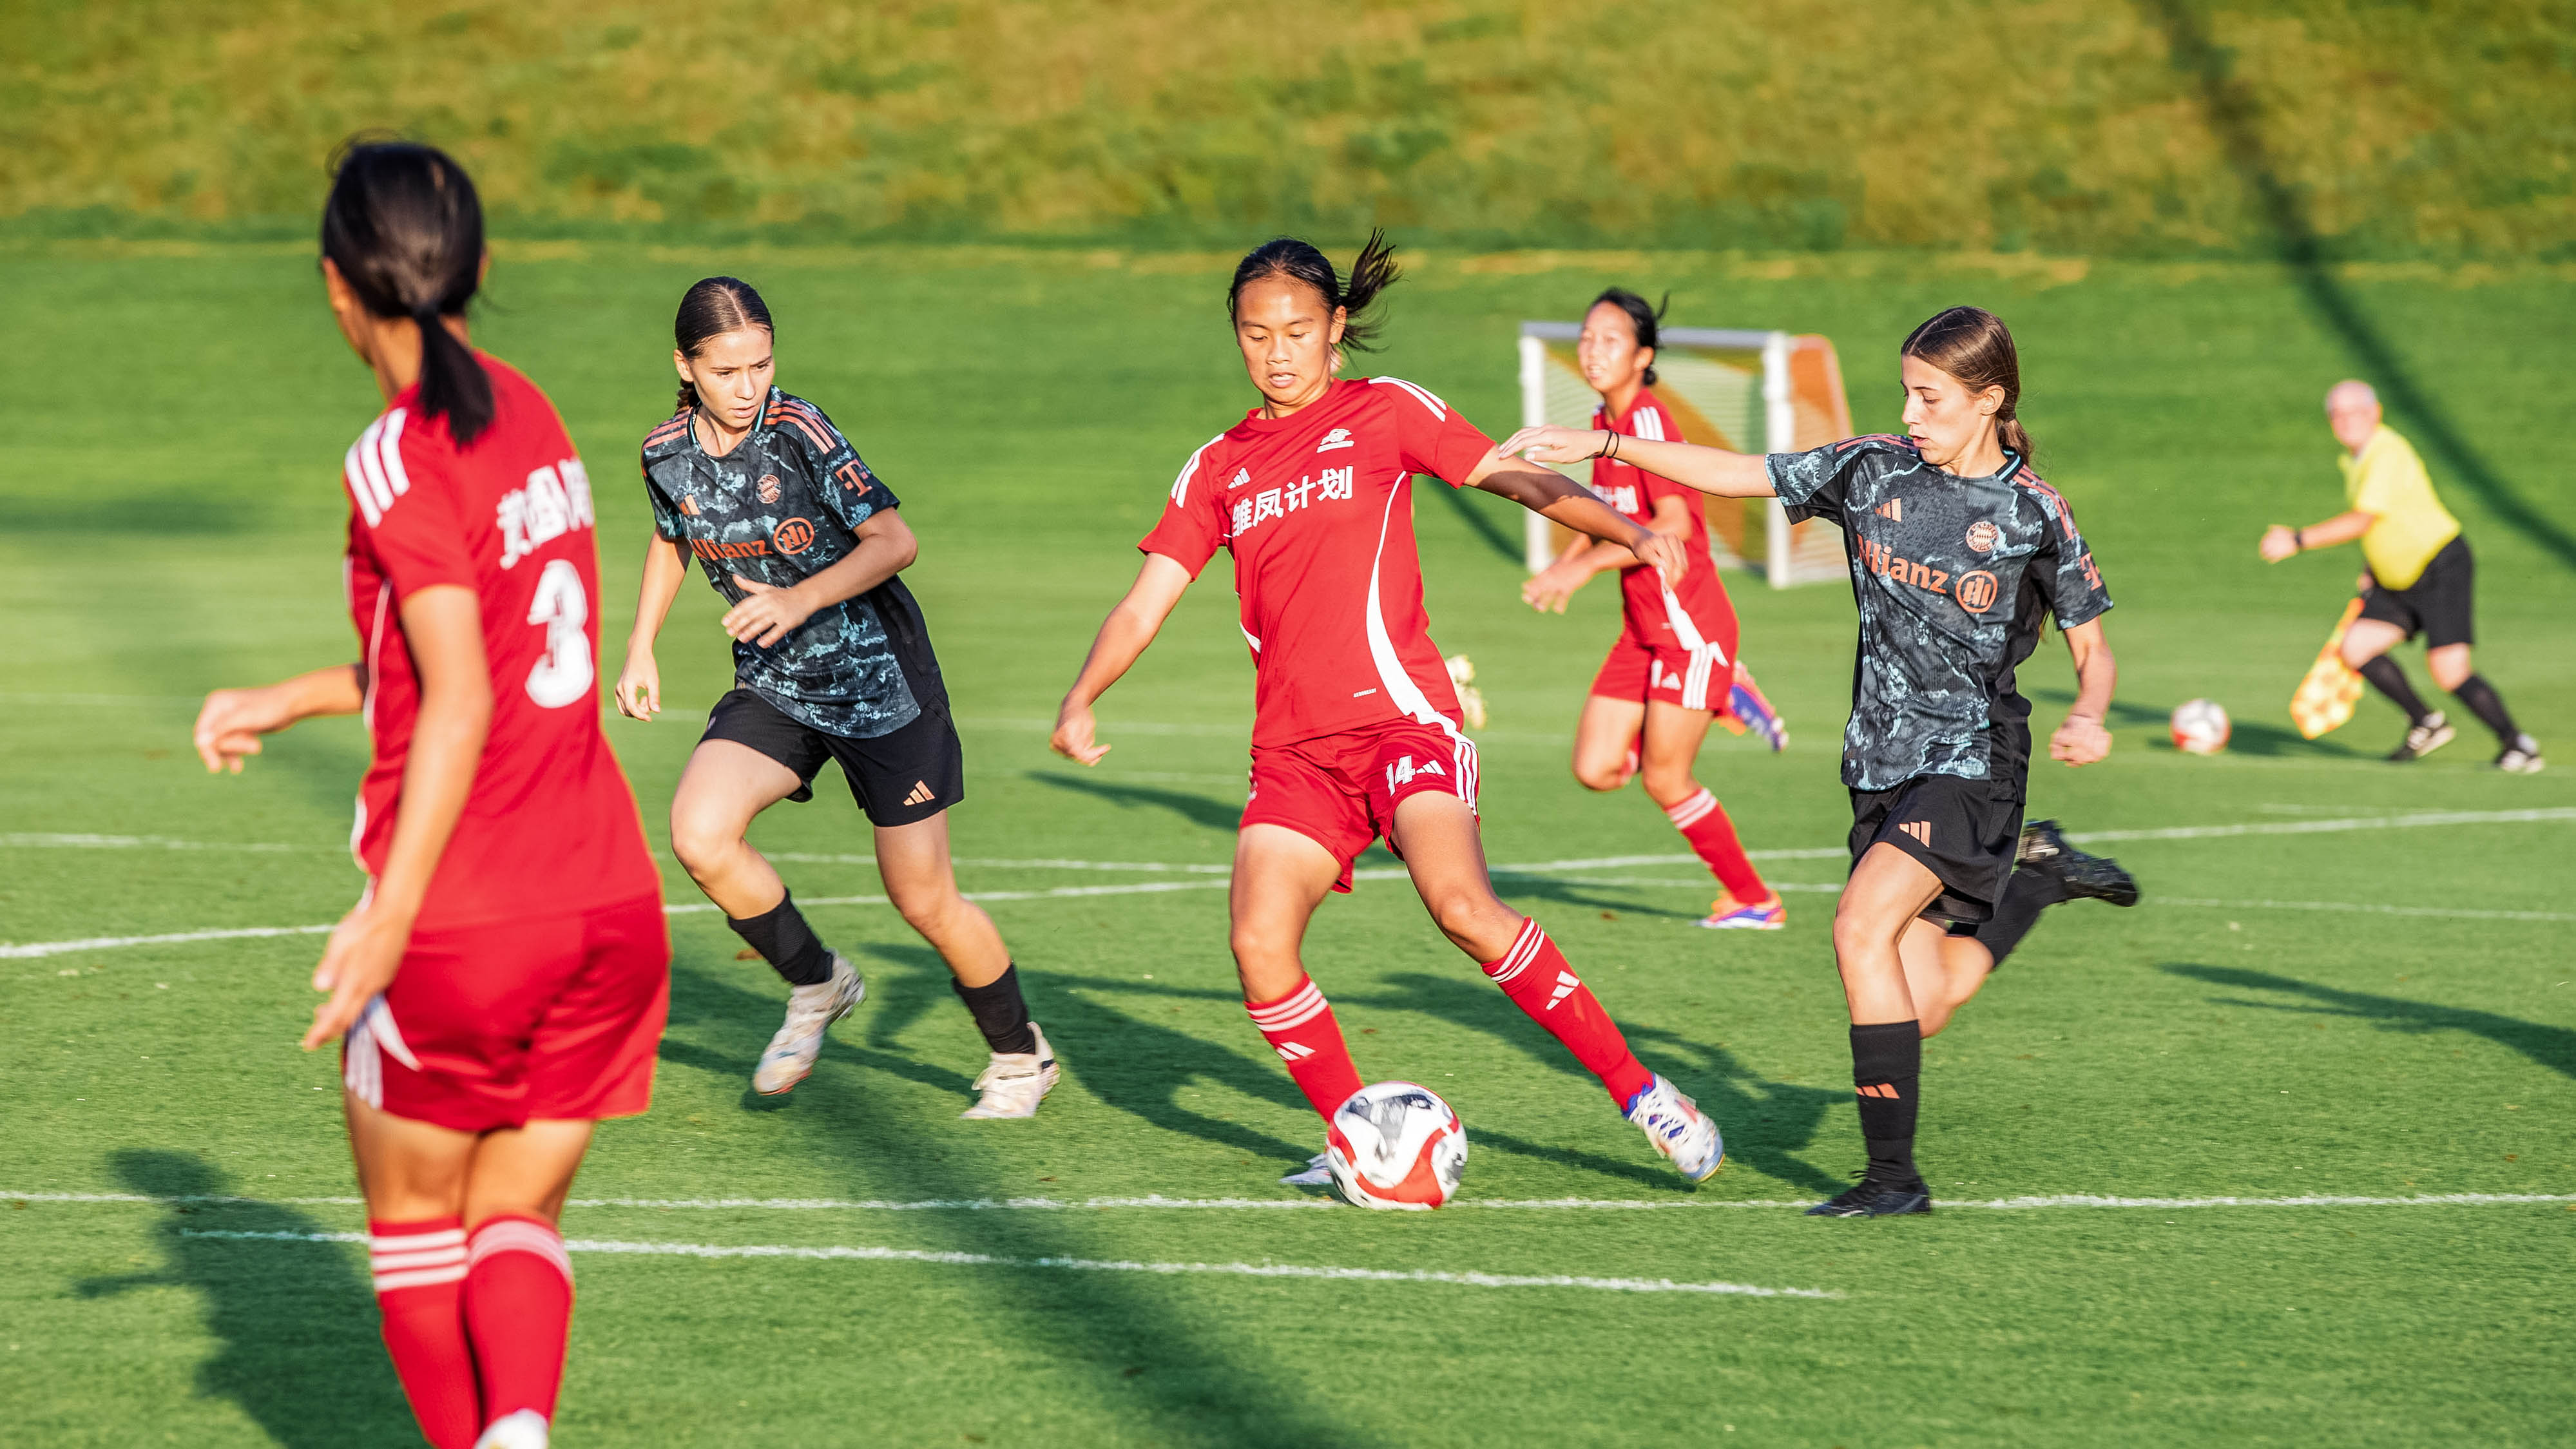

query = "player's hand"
[2258,525,2300,563]
[1631,530,1688,586]
[193,684,296,774]
[613,651,661,720]
[1499,425,1611,467]
[2050,713,2113,767]
[302,899,414,1051]
[722,575,819,649]
[1051,698,1109,765]
[1521,560,1588,614]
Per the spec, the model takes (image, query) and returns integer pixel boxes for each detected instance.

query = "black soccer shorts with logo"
[1848,768,2024,929]
[704,686,966,829]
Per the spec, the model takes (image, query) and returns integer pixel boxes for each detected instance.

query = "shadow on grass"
[658,963,1381,1448]
[1028,769,1243,833]
[2164,962,2576,1080]
[76,1149,413,1448]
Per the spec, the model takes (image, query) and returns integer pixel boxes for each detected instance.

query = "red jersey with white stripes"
[1590,390,1735,646]
[342,356,659,931]
[1140,377,1493,747]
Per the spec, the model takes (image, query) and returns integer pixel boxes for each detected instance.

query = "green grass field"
[3,242,2571,1446]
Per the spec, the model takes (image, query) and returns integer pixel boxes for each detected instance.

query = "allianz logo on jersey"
[1856,536,2001,614]
[496,459,596,570]
[1229,465,1357,537]
[1315,427,1355,453]
[1385,754,1447,791]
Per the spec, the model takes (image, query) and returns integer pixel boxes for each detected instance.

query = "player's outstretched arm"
[1500,425,1776,499]
[1466,456,1686,585]
[1053,552,1194,765]
[192,663,368,773]
[2048,618,2117,767]
[1523,492,1696,614]
[723,509,919,650]
[2258,510,2374,562]
[615,533,691,720]
[305,584,493,1050]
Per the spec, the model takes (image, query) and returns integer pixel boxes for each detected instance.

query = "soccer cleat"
[474,1410,550,1449]
[2387,712,2455,762]
[1724,662,1789,752]
[1804,1178,1933,1217]
[1624,1075,1725,1182]
[752,954,865,1096]
[2496,734,2545,774]
[1693,892,1787,930]
[961,1023,1061,1119]
[2015,819,2139,908]
[1280,1151,1335,1188]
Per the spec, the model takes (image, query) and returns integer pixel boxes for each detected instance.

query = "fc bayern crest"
[757,474,783,504]
[1965,520,2001,553]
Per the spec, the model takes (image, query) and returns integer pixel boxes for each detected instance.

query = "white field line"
[1,923,335,959]
[0,832,316,852]
[14,1189,2572,1214]
[173,1227,1832,1298]
[2156,897,2576,924]
[2061,807,2576,843]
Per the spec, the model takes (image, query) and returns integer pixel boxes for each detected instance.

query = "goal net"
[1515,322,1854,587]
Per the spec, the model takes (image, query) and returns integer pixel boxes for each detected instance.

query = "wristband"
[2291,528,2305,552]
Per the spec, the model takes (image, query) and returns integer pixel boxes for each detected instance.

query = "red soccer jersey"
[1590,390,1735,638]
[341,356,660,932]
[1139,377,1494,748]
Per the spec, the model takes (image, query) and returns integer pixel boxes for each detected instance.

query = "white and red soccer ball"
[1327,1081,1467,1210]
[2171,698,2231,755]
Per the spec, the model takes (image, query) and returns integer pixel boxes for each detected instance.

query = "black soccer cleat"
[1805,1180,1933,1217]
[2016,819,2140,908]
[2387,712,2455,762]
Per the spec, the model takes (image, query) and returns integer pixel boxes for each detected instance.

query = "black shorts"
[2358,535,2474,649]
[1849,772,2024,928]
[702,688,965,829]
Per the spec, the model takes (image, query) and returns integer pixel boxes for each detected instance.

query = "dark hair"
[1227,229,1401,355]
[673,276,775,412]
[320,140,492,446]
[1901,305,2033,463]
[1588,287,1669,385]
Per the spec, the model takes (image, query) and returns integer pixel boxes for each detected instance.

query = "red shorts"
[343,893,671,1133]
[1591,584,1742,713]
[1244,719,1480,892]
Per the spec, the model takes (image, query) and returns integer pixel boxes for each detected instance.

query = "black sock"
[1978,866,2068,969]
[952,963,1037,1055]
[2356,655,2433,725]
[727,890,834,987]
[1850,1021,1923,1187]
[2450,673,2521,746]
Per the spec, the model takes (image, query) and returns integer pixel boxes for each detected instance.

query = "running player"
[191,143,660,1449]
[1520,288,1785,930]
[1908,820,2139,1036]
[2258,380,2541,771]
[614,277,1056,1117]
[1506,305,2118,1216]
[1051,234,1728,1189]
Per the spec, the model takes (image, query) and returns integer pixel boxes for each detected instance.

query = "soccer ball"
[2171,698,2231,755]
[1327,1081,1467,1210]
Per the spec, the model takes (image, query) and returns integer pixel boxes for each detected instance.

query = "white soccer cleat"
[1280,1151,1334,1187]
[961,1022,1061,1119]
[474,1410,549,1449]
[1625,1075,1725,1183]
[753,954,865,1096]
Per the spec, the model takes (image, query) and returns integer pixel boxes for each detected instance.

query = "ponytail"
[1901,305,2032,466]
[320,140,493,446]
[1228,229,1403,354]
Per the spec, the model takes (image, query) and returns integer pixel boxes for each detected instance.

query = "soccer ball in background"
[2171,698,2231,755]
[1327,1081,1468,1210]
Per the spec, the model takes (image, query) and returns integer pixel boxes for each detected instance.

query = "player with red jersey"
[1052,235,1729,1190]
[191,144,661,1449]
[1521,289,1786,930]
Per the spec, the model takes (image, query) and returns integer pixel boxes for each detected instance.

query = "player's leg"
[1230,823,1365,1150]
[1635,698,1780,929]
[343,1101,485,1449]
[874,809,1059,1118]
[452,1120,594,1449]
[2417,548,2540,767]
[1570,692,1648,792]
[2343,610,2452,761]
[1811,842,1944,1216]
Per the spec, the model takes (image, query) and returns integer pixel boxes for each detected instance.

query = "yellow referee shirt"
[2338,425,2459,590]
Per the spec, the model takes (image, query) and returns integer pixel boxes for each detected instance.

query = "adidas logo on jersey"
[1315,428,1355,453]
[1229,467,1254,490]
[1875,497,1904,521]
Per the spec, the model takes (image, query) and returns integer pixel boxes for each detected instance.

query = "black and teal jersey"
[1767,435,2112,792]
[640,388,943,739]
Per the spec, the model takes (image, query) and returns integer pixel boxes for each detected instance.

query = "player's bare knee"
[1638,765,1697,807]
[1429,890,1515,954]
[666,815,735,879]
[889,881,962,939]
[1572,758,1627,792]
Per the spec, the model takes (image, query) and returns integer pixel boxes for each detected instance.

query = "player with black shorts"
[1507,306,2120,1217]
[614,277,1057,1118]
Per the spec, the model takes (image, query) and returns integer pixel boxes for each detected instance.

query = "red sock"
[369,1216,481,1449]
[1666,787,1769,902]
[1246,975,1367,1121]
[463,1214,575,1426]
[1482,919,1655,1108]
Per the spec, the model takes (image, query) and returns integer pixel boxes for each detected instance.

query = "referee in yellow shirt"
[2260,380,2541,771]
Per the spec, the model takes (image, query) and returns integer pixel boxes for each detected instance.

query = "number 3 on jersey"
[524,557,595,707]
